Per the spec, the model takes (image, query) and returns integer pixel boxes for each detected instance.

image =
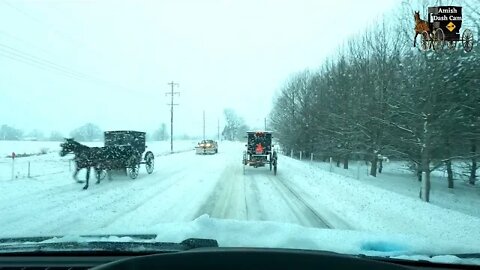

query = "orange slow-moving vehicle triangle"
[256,143,264,153]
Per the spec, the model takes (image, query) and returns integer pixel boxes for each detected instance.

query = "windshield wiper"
[0,236,218,254]
[453,253,480,259]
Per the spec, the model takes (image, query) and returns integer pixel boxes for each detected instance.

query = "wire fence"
[0,158,73,181]
[283,149,478,183]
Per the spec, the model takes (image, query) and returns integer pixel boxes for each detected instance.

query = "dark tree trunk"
[445,139,453,188]
[343,157,349,169]
[469,142,477,185]
[370,154,378,177]
[336,159,340,167]
[420,138,431,202]
[378,160,383,173]
[417,168,422,182]
[420,169,431,202]
[446,160,453,189]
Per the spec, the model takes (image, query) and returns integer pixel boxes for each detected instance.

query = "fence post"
[11,159,15,180]
[28,161,31,178]
[311,153,313,161]
[299,151,302,160]
[290,149,293,158]
[329,157,333,172]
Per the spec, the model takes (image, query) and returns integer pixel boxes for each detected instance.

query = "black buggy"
[95,130,154,180]
[242,131,277,175]
[419,6,474,52]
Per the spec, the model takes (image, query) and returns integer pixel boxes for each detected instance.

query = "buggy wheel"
[269,153,273,171]
[462,29,474,52]
[273,152,278,175]
[273,159,277,175]
[433,29,445,51]
[95,169,107,181]
[127,155,140,179]
[242,151,247,175]
[144,151,154,174]
[420,31,430,51]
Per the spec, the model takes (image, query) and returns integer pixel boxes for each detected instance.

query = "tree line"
[222,108,249,141]
[270,2,480,202]
[0,123,170,142]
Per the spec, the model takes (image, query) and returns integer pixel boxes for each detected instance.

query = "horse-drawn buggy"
[414,6,474,52]
[242,131,277,175]
[98,130,155,179]
[60,130,154,189]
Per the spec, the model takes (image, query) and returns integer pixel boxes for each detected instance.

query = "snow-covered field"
[0,140,479,264]
[302,158,480,218]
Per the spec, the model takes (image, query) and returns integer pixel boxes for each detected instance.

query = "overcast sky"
[0,0,400,138]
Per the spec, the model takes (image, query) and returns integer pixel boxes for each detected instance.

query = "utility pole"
[166,81,180,153]
[203,110,205,140]
[217,118,220,141]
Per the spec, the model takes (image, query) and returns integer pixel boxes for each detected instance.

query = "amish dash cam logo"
[429,6,462,32]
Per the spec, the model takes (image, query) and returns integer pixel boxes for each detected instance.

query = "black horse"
[60,138,107,190]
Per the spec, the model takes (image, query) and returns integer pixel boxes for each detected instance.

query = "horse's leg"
[95,168,101,184]
[413,32,418,47]
[83,167,90,190]
[73,167,84,183]
[73,167,80,180]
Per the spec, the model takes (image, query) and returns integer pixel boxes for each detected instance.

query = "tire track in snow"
[245,173,268,221]
[0,165,187,235]
[266,175,332,228]
[101,152,233,230]
[195,164,248,220]
[0,170,166,226]
[196,161,329,228]
[52,169,193,232]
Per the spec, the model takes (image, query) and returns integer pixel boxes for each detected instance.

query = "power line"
[0,1,141,94]
[166,81,180,153]
[0,0,94,51]
[0,30,55,58]
[0,42,141,94]
[0,43,96,80]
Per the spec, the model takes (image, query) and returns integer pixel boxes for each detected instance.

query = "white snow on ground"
[302,158,480,218]
[0,141,479,265]
[274,157,480,250]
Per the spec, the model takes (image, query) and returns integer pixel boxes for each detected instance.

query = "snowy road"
[3,141,480,255]
[0,142,331,237]
[196,161,330,228]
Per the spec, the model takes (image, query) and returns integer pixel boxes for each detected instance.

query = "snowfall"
[0,140,479,266]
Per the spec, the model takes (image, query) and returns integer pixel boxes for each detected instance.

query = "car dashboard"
[0,248,477,270]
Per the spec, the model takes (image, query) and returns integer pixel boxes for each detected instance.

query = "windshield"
[1,0,480,266]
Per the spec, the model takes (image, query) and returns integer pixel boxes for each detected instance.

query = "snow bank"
[307,159,480,218]
[41,215,480,265]
[278,156,480,253]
